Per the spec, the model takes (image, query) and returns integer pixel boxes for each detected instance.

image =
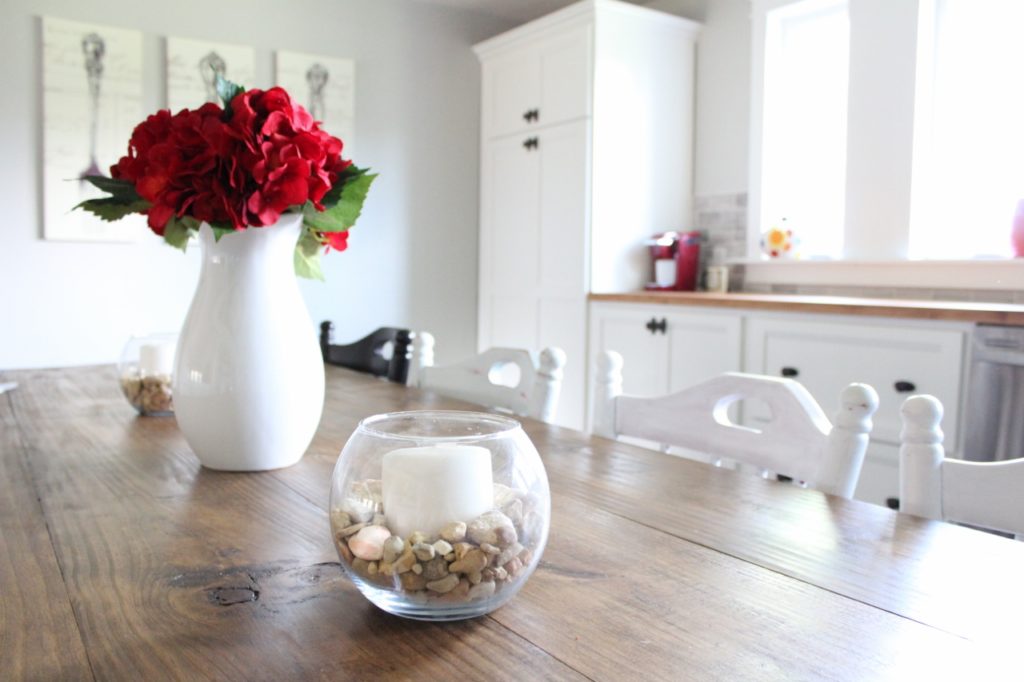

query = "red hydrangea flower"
[110,87,352,236]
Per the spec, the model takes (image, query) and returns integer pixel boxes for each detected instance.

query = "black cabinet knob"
[780,367,799,378]
[522,109,540,123]
[522,137,539,151]
[885,497,900,511]
[894,380,916,393]
[645,318,667,334]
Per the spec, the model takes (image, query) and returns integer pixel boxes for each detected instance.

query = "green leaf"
[216,75,245,110]
[82,175,141,202]
[294,229,326,281]
[74,197,150,222]
[303,172,377,232]
[211,226,236,242]
[320,165,370,209]
[162,218,193,251]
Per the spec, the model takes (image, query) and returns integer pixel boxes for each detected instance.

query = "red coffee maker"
[644,231,701,291]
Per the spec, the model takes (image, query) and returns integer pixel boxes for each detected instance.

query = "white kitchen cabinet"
[481,25,592,139]
[588,302,743,426]
[475,1,700,429]
[743,315,967,451]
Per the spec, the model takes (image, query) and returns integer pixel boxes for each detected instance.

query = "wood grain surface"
[589,291,1024,325]
[2,365,1021,680]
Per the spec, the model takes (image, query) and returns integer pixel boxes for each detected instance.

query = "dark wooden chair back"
[319,322,412,383]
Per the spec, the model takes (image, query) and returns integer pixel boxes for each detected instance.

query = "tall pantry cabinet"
[474,0,700,429]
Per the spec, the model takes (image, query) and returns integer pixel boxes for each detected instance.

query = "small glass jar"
[118,333,176,416]
[329,411,551,621]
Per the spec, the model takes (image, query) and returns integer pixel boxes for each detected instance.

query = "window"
[755,0,849,259]
[909,0,1024,259]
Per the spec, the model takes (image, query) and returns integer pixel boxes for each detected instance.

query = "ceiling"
[412,0,645,25]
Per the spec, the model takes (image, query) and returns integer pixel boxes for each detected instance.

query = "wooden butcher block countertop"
[589,291,1024,326]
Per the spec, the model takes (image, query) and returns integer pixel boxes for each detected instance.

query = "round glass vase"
[118,333,177,416]
[329,411,551,621]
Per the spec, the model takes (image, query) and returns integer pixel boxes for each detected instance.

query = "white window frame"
[746,0,1024,290]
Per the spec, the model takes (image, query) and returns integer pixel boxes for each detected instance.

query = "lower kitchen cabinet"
[587,302,742,422]
[587,300,974,508]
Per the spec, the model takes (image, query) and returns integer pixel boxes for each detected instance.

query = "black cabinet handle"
[645,318,667,334]
[894,380,916,393]
[522,137,539,151]
[522,109,540,123]
[885,497,900,511]
[780,367,799,378]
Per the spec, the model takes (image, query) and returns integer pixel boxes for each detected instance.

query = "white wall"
[645,0,751,197]
[0,0,511,369]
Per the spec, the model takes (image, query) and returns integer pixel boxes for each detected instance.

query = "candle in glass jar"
[139,342,174,376]
[382,444,493,539]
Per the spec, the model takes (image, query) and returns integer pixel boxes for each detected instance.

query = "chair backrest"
[591,350,879,498]
[408,332,567,422]
[319,322,412,383]
[899,394,1024,536]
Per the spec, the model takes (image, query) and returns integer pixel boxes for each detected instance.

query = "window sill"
[732,258,1024,291]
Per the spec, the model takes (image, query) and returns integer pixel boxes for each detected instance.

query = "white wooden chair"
[899,394,1024,537]
[407,332,567,423]
[591,350,879,498]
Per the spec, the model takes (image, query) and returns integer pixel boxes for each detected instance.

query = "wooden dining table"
[3,364,1023,680]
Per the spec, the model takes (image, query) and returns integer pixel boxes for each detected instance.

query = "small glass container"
[118,333,177,416]
[329,411,551,621]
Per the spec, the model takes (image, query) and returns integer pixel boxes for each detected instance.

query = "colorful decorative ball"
[760,220,799,259]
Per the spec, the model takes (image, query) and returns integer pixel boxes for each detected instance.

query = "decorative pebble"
[412,542,436,562]
[349,525,392,561]
[400,572,427,591]
[468,510,515,546]
[493,483,517,508]
[392,548,417,574]
[453,542,474,561]
[412,563,423,575]
[422,557,449,581]
[495,525,518,548]
[449,548,488,575]
[468,581,496,600]
[444,552,455,562]
[352,558,369,575]
[330,510,351,530]
[432,540,453,556]
[337,522,368,538]
[382,536,405,564]
[504,557,523,577]
[367,561,378,576]
[426,574,460,594]
[439,521,467,543]
[495,542,524,568]
[493,566,508,581]
[502,498,524,526]
[467,571,483,585]
[479,543,500,556]
[408,531,429,546]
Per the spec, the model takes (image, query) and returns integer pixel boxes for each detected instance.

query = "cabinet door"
[539,297,586,430]
[590,304,669,398]
[538,120,589,298]
[744,317,965,448]
[482,27,592,139]
[479,133,540,352]
[666,311,743,393]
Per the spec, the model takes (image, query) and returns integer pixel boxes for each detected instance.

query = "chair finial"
[539,347,567,377]
[900,394,943,445]
[834,383,879,433]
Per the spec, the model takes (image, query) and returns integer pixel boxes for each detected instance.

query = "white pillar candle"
[382,444,493,539]
[139,342,175,376]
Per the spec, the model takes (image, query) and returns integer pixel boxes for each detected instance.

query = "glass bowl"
[329,410,550,621]
[118,333,177,416]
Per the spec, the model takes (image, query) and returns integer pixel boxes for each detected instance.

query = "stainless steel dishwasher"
[962,325,1024,462]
